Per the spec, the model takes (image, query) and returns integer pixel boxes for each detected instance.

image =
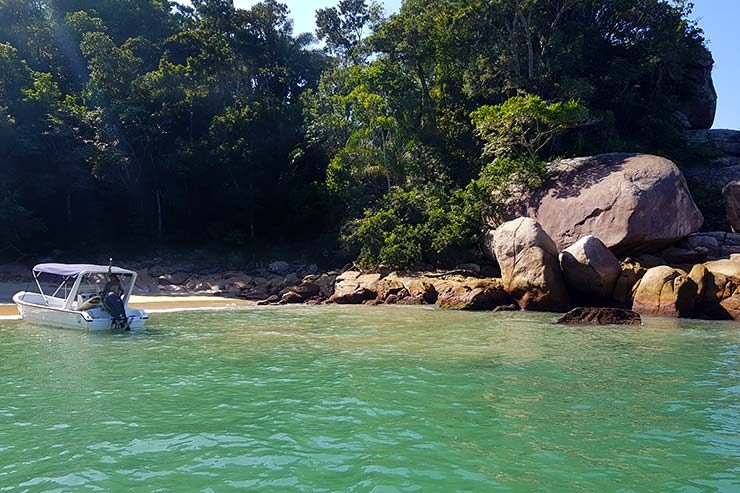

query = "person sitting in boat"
[103,274,124,299]
[102,274,129,330]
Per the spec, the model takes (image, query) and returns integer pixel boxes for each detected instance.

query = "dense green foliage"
[0,0,710,265]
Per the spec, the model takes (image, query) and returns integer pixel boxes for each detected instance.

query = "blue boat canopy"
[33,263,135,277]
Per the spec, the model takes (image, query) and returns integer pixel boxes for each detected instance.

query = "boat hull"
[14,293,147,331]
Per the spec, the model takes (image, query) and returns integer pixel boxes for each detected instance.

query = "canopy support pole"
[33,272,48,306]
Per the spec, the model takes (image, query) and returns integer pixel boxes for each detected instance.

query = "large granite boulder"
[632,266,697,318]
[560,235,620,300]
[491,218,570,311]
[489,154,704,255]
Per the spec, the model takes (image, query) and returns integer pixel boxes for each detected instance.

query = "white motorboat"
[13,263,148,330]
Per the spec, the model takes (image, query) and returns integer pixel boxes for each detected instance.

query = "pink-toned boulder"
[491,218,570,312]
[560,235,620,300]
[489,154,704,255]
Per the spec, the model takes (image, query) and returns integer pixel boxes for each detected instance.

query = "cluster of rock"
[131,259,338,302]
[325,270,513,310]
[312,151,740,322]
[684,128,740,231]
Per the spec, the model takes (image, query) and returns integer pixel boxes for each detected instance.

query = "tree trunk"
[65,191,72,226]
[155,188,163,239]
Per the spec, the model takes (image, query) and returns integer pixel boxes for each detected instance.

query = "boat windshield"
[77,273,134,298]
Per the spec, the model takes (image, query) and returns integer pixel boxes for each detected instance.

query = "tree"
[316,0,384,64]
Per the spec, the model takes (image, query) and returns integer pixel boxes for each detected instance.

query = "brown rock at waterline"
[329,271,381,304]
[434,278,512,310]
[719,294,740,320]
[491,218,570,312]
[632,266,697,318]
[489,154,704,255]
[560,235,620,300]
[611,259,647,306]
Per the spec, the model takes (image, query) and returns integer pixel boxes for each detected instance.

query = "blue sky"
[232,0,736,129]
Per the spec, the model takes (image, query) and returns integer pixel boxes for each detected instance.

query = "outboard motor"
[102,291,129,330]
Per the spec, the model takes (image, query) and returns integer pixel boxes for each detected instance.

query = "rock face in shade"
[612,259,647,307]
[723,181,740,232]
[491,218,570,312]
[560,236,620,300]
[675,58,717,130]
[488,154,704,255]
[677,232,740,260]
[556,307,641,326]
[686,129,740,157]
[632,266,697,318]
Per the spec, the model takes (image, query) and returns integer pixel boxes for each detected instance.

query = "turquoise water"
[0,306,738,492]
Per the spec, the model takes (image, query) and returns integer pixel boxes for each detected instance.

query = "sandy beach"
[0,292,255,318]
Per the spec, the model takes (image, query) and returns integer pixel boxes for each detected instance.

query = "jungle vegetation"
[0,0,710,267]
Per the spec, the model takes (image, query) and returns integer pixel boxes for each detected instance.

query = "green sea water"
[0,306,738,492]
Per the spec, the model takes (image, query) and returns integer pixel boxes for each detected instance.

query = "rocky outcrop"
[675,58,717,130]
[654,246,708,265]
[686,129,740,157]
[320,270,515,310]
[491,218,570,311]
[329,271,380,304]
[632,266,697,318]
[489,154,704,255]
[723,181,740,232]
[434,277,512,310]
[556,307,641,326]
[684,157,740,192]
[612,258,647,307]
[560,235,620,300]
[719,295,740,320]
[677,232,740,260]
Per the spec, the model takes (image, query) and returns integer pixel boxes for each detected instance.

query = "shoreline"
[0,295,256,319]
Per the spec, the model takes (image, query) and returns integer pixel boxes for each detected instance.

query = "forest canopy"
[0,0,710,266]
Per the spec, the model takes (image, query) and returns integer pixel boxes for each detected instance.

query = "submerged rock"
[491,218,570,312]
[556,307,641,326]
